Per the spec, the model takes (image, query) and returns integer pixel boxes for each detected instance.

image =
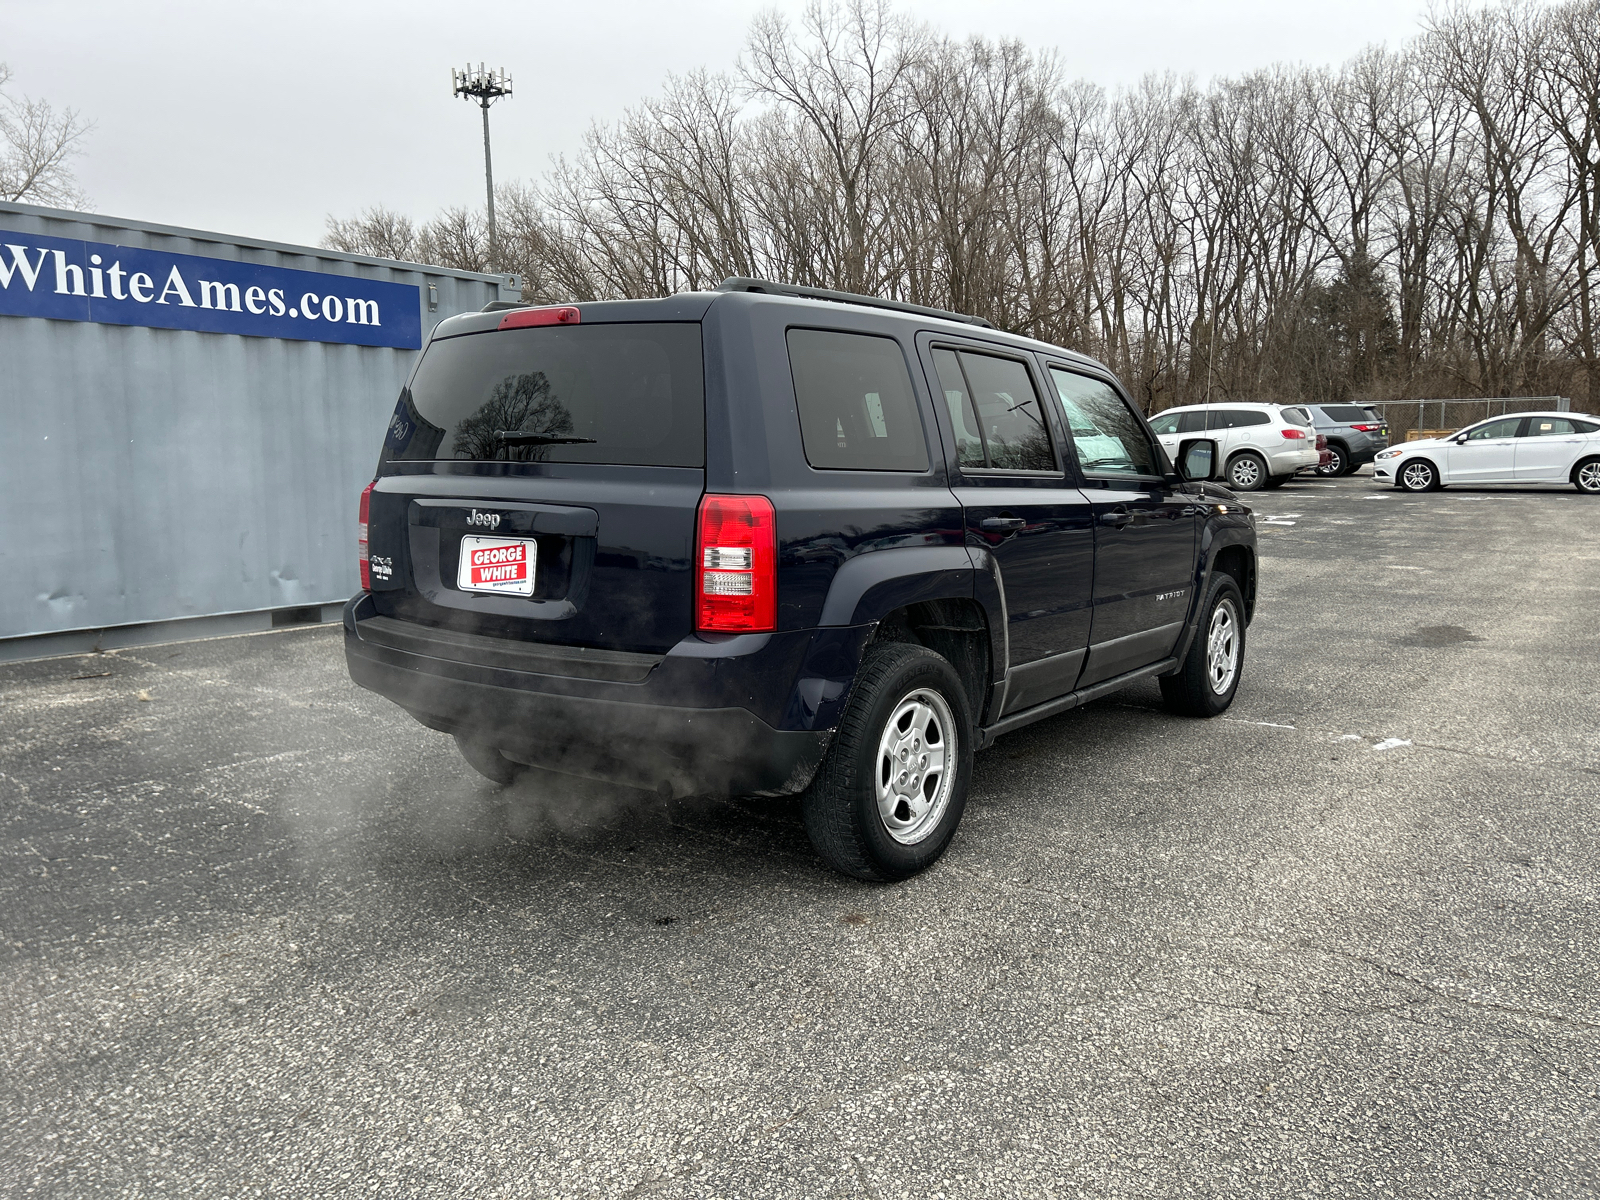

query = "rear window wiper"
[494,430,597,446]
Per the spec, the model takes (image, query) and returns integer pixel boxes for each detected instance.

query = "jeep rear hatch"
[365,320,705,654]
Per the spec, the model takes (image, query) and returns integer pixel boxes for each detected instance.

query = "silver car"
[1148,403,1320,491]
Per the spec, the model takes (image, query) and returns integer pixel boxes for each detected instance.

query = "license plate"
[458,536,536,596]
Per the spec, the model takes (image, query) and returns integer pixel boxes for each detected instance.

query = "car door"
[1447,417,1524,482]
[923,339,1096,716]
[1043,363,1199,688]
[1514,416,1587,481]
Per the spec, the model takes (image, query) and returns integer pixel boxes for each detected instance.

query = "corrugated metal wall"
[0,201,518,646]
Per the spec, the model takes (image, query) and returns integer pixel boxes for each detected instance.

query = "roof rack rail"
[715,277,993,329]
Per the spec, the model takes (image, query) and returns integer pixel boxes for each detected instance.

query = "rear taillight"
[358,482,374,589]
[1281,428,1307,439]
[695,493,776,633]
[1350,423,1380,432]
[498,305,580,330]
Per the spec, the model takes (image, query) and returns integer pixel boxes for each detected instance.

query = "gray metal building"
[0,201,519,660]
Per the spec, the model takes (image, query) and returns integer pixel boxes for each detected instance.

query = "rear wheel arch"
[1571,456,1600,493]
[867,599,992,729]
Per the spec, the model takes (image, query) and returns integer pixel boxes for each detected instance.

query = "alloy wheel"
[1401,461,1434,491]
[1229,457,1263,489]
[875,688,957,845]
[1206,599,1240,695]
[1578,461,1600,493]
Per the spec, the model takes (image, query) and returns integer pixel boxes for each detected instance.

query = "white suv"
[1148,403,1320,491]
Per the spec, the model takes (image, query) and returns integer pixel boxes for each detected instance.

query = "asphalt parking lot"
[3,471,1598,1198]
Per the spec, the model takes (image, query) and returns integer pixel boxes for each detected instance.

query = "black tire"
[801,643,974,882]
[1397,457,1440,492]
[1573,457,1600,494]
[1316,443,1348,477]
[455,736,525,787]
[1159,574,1246,718]
[1225,452,1269,491]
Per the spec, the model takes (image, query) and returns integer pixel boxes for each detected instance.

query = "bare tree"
[325,0,1599,411]
[0,64,92,206]
[323,206,421,261]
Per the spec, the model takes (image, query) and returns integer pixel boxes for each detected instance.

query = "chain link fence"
[1356,397,1572,441]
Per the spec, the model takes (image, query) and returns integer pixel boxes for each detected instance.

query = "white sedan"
[1372,411,1600,493]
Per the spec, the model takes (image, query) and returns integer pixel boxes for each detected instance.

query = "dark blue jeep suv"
[345,279,1257,880]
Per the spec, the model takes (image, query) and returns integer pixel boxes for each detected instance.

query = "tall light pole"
[452,64,513,273]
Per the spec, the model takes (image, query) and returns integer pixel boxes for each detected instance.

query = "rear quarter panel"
[702,297,969,634]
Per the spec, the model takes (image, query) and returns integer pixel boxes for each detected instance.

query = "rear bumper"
[1342,434,1386,465]
[1268,446,1320,474]
[343,595,866,797]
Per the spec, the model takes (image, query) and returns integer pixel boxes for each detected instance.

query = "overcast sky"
[7,0,1433,248]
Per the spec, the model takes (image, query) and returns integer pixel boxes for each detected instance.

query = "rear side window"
[931,349,1055,472]
[1048,368,1160,478]
[1320,405,1371,422]
[384,323,704,467]
[1573,419,1599,433]
[1525,417,1580,436]
[1208,409,1271,429]
[788,329,930,472]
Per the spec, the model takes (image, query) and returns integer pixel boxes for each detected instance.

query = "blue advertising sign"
[0,230,422,349]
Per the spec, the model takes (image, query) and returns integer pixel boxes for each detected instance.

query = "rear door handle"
[979,516,1026,533]
[1099,507,1131,528]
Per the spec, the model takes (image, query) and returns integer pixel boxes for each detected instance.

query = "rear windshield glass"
[1320,405,1372,422]
[1281,407,1312,426]
[788,329,930,471]
[382,323,704,467]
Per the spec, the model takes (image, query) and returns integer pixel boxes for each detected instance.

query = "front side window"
[1148,411,1181,436]
[1149,410,1206,435]
[1466,418,1522,441]
[932,349,1056,472]
[1048,367,1159,478]
[788,329,930,472]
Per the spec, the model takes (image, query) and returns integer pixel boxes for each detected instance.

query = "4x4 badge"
[465,509,502,530]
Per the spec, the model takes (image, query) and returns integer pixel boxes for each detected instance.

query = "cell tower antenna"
[452,63,513,273]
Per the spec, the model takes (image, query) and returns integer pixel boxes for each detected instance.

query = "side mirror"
[1176,437,1218,482]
